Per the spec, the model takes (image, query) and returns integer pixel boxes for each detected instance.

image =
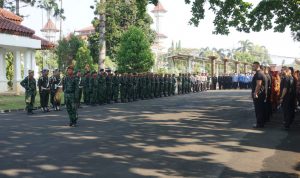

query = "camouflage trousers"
[25,91,36,112]
[98,87,106,104]
[112,85,119,101]
[90,89,98,105]
[65,93,78,124]
[83,88,90,104]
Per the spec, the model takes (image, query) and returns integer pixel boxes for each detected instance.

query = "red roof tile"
[31,35,55,49]
[0,16,34,37]
[151,2,167,13]
[75,25,95,32]
[41,19,59,32]
[156,33,167,39]
[0,8,23,24]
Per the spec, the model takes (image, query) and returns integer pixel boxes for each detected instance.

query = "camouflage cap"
[28,70,34,74]
[67,65,74,70]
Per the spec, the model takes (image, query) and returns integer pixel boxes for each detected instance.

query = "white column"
[24,50,31,77]
[31,50,38,78]
[13,50,22,94]
[188,58,192,73]
[0,49,7,92]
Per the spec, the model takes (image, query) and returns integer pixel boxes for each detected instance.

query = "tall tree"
[55,34,85,70]
[237,40,253,52]
[75,43,95,72]
[89,0,155,66]
[2,0,64,19]
[115,26,154,73]
[183,0,300,40]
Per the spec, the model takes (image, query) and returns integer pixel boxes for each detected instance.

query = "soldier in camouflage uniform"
[177,73,182,95]
[75,70,84,109]
[83,71,91,105]
[159,74,164,97]
[97,69,106,105]
[89,71,98,106]
[137,74,142,99]
[49,70,57,108]
[20,70,37,115]
[144,73,149,99]
[150,73,155,99]
[163,74,168,96]
[132,73,138,101]
[120,73,128,103]
[106,69,113,104]
[167,74,172,96]
[63,66,78,127]
[112,71,120,103]
[188,73,192,93]
[181,74,185,94]
[127,73,133,102]
[38,69,50,112]
[172,74,176,95]
[140,73,146,99]
[154,74,159,98]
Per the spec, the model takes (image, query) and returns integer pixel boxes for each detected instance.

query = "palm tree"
[237,40,253,52]
[2,0,63,18]
[98,0,106,69]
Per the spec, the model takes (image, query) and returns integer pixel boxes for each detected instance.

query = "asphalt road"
[0,90,299,178]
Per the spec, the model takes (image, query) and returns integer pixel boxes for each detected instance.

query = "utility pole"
[16,0,20,15]
[59,0,63,40]
[99,0,106,70]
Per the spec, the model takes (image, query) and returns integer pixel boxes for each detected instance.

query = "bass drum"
[54,86,63,104]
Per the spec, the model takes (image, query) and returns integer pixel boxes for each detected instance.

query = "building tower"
[41,18,59,43]
[151,1,167,69]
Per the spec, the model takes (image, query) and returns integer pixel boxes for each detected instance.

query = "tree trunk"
[16,0,20,15]
[99,0,106,70]
[0,0,4,8]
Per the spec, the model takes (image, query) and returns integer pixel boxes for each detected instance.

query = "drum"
[54,86,63,104]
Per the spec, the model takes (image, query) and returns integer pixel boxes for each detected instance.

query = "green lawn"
[0,94,66,111]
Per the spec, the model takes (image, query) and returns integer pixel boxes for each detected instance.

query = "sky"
[19,0,300,65]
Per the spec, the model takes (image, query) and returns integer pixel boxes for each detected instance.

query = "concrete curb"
[0,91,210,114]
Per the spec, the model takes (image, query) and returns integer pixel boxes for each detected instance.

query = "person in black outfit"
[262,65,272,122]
[251,62,267,128]
[212,75,218,90]
[38,69,50,112]
[218,75,223,90]
[280,67,296,130]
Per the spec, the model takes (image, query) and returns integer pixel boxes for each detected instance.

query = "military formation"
[20,67,208,127]
[211,73,253,90]
[82,70,208,105]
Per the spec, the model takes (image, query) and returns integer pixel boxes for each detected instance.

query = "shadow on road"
[0,91,299,177]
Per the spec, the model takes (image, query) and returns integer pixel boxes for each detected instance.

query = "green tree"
[183,0,299,40]
[55,34,84,70]
[2,0,64,18]
[237,40,253,52]
[5,52,13,90]
[115,26,154,73]
[89,0,155,63]
[75,44,95,72]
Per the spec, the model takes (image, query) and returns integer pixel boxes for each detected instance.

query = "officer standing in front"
[20,70,37,115]
[251,62,267,128]
[280,67,296,130]
[63,66,78,127]
[38,69,50,112]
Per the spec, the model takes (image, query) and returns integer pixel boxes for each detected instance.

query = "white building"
[0,8,54,94]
